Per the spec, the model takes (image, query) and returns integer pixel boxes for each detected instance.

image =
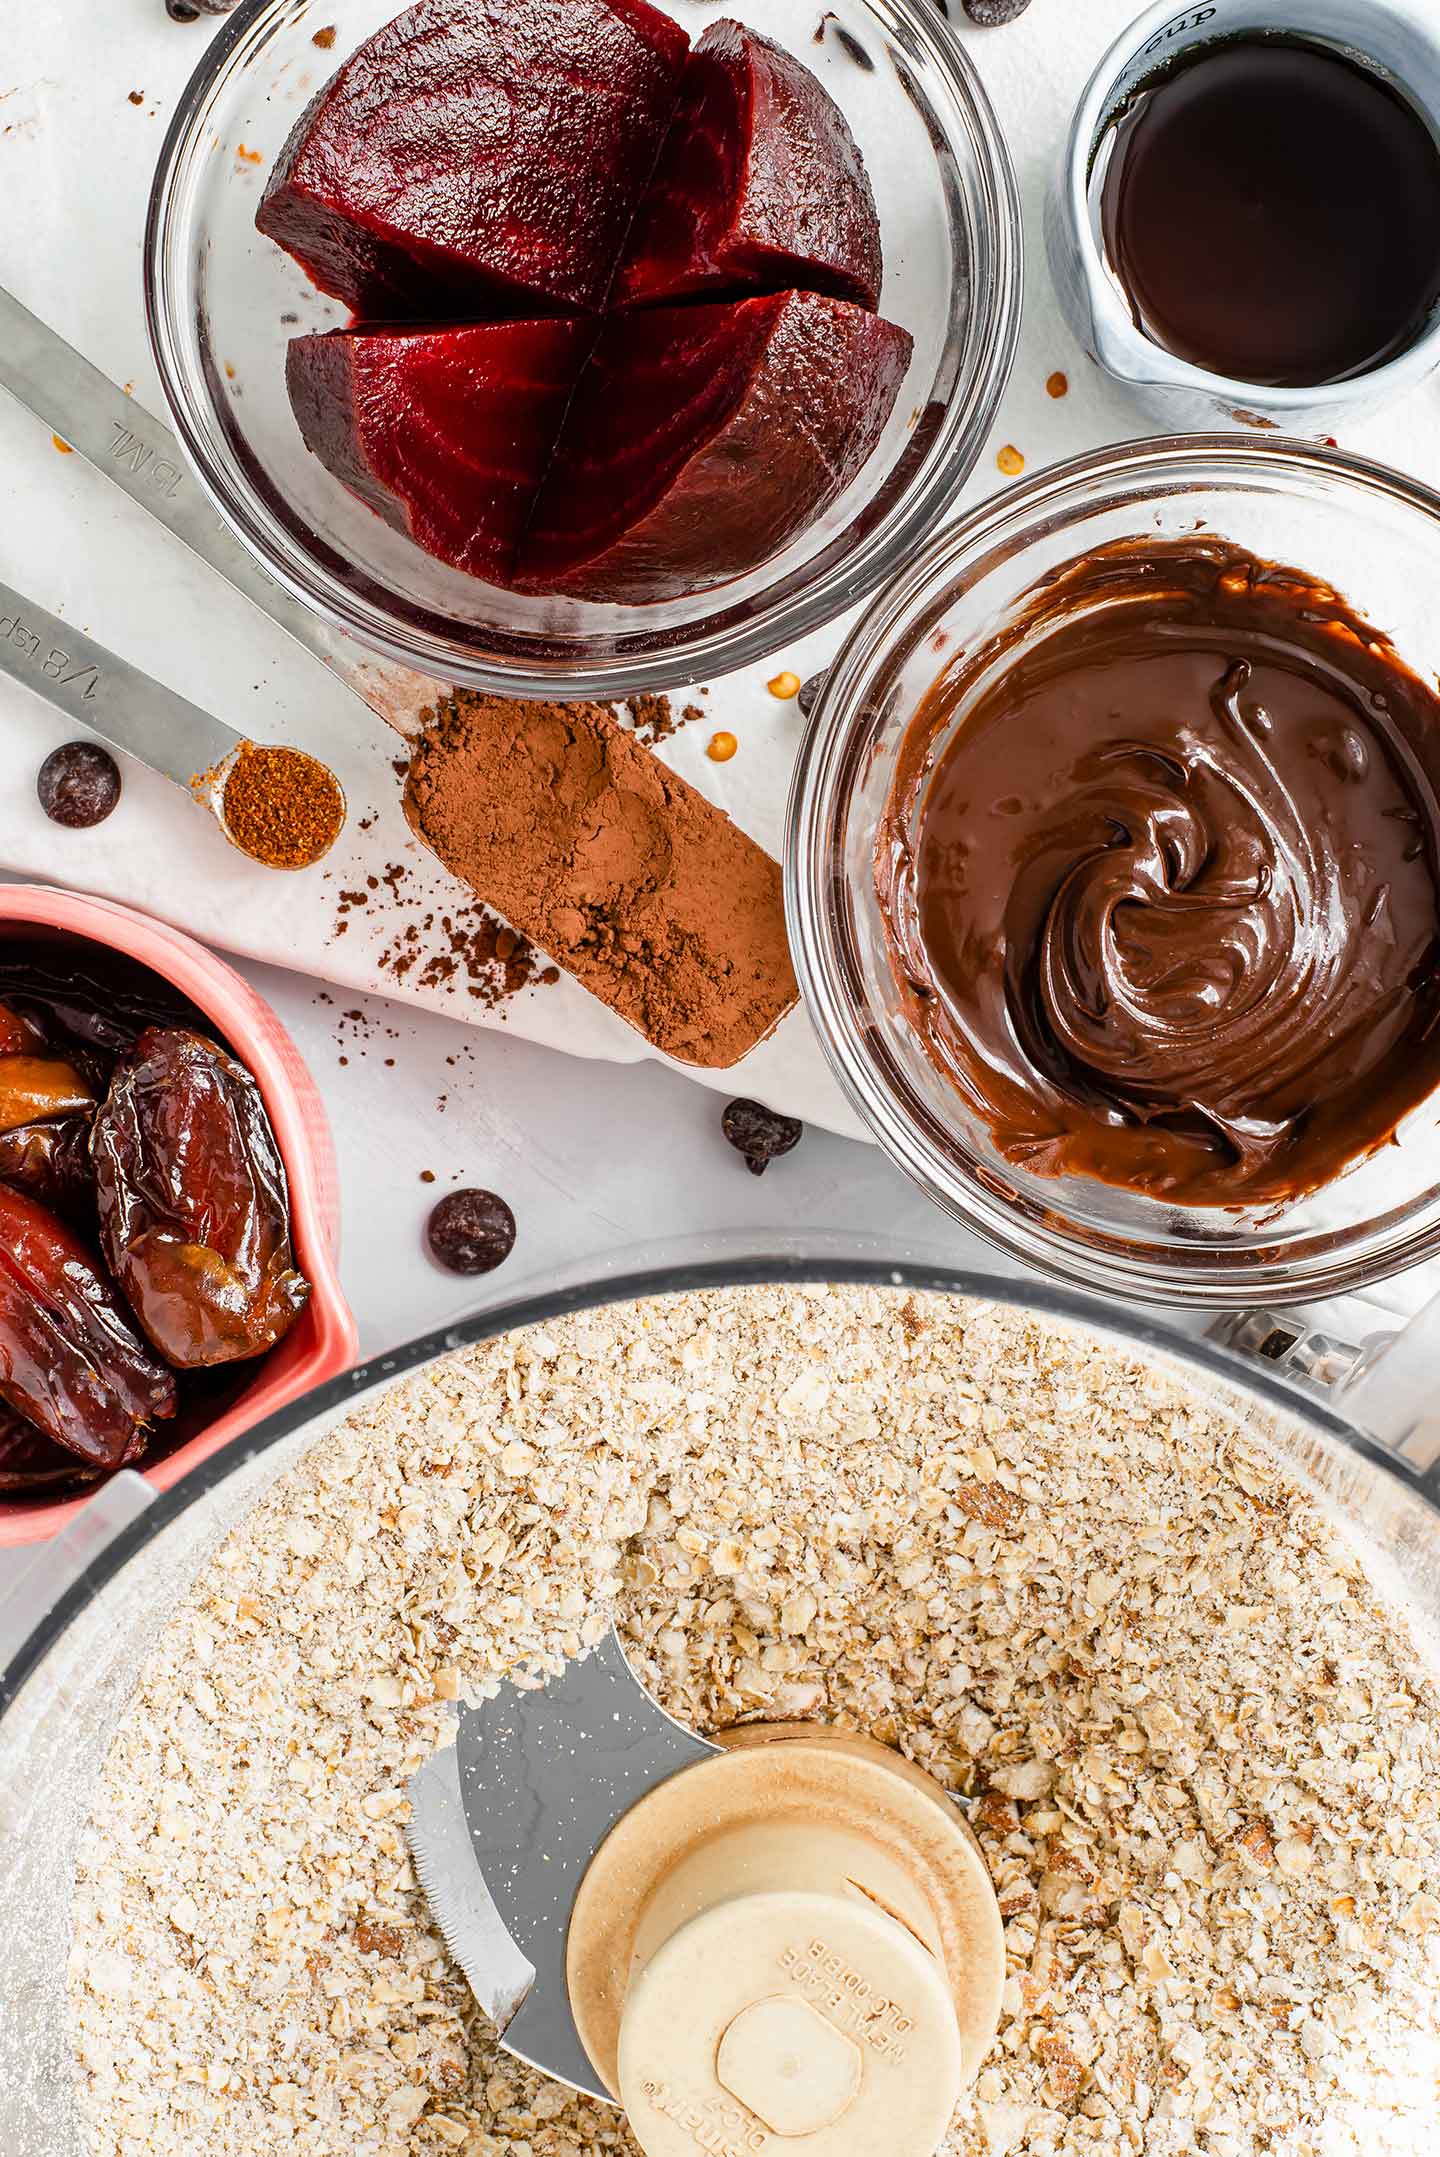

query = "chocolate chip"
[832,23,875,68]
[962,0,1032,22]
[722,1098,803,1178]
[797,671,828,718]
[425,1188,516,1274]
[815,12,874,67]
[36,743,121,830]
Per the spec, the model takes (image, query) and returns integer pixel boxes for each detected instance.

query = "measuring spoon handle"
[0,578,242,791]
[0,285,346,677]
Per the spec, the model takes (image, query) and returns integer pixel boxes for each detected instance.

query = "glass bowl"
[144,0,1022,700]
[786,434,1440,1309]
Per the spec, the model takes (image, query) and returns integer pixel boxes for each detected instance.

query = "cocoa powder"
[403,693,797,1067]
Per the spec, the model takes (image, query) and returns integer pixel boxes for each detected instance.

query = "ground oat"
[68,1287,1440,2157]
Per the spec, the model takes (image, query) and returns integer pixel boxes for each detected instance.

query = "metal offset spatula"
[406,1628,1007,2157]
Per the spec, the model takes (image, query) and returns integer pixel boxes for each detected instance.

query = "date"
[0,1053,96,1135]
[93,1028,311,1367]
[0,999,48,1058]
[0,1186,177,1467]
[0,1405,108,1495]
[0,1117,97,1218]
[0,952,197,1059]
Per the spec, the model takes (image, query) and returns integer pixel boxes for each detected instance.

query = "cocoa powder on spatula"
[402,693,798,1067]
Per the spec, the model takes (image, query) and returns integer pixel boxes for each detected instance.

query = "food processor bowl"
[144,0,1021,700]
[787,434,1440,1308]
[0,1241,1437,2157]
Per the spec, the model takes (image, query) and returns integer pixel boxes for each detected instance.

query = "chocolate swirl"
[879,539,1440,1205]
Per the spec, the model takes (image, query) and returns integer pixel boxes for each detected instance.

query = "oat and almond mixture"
[69,1287,1440,2157]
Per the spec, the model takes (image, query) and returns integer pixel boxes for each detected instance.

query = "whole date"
[0,1185,177,1468]
[0,1117,96,1218]
[93,1027,311,1367]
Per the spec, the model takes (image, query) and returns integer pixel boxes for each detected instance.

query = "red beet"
[256,0,690,317]
[616,19,882,311]
[286,321,590,584]
[516,292,913,603]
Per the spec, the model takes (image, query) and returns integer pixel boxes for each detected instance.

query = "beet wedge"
[516,291,913,603]
[616,20,882,312]
[287,320,591,584]
[256,0,690,317]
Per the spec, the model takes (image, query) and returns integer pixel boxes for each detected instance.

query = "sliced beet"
[286,320,590,584]
[616,19,882,311]
[256,0,690,317]
[516,291,913,603]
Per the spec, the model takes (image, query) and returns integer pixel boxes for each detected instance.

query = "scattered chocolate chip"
[722,1098,803,1178]
[832,23,875,68]
[37,743,122,830]
[815,10,874,66]
[426,1188,516,1274]
[797,671,828,718]
[962,0,1031,21]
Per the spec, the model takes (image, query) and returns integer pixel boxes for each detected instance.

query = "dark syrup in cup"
[1094,34,1440,387]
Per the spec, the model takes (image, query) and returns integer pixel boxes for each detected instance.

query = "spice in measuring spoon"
[201,743,346,869]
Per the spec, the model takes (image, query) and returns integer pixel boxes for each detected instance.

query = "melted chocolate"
[879,539,1440,1206]
[1096,39,1440,388]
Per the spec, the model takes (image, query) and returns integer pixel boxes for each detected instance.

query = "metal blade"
[408,1627,719,2101]
[406,1743,534,2034]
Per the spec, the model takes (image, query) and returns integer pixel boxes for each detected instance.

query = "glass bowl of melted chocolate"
[788,436,1440,1306]
[145,0,1020,698]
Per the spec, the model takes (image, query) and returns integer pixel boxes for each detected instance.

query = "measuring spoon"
[0,578,345,869]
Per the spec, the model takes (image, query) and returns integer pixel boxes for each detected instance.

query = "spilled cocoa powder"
[403,693,797,1067]
[332,864,553,1008]
[625,691,704,747]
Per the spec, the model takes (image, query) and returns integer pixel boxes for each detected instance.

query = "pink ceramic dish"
[0,885,357,1547]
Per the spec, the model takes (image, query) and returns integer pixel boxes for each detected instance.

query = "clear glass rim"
[786,431,1440,1308]
[142,0,1024,700]
[2,1233,1426,1726]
